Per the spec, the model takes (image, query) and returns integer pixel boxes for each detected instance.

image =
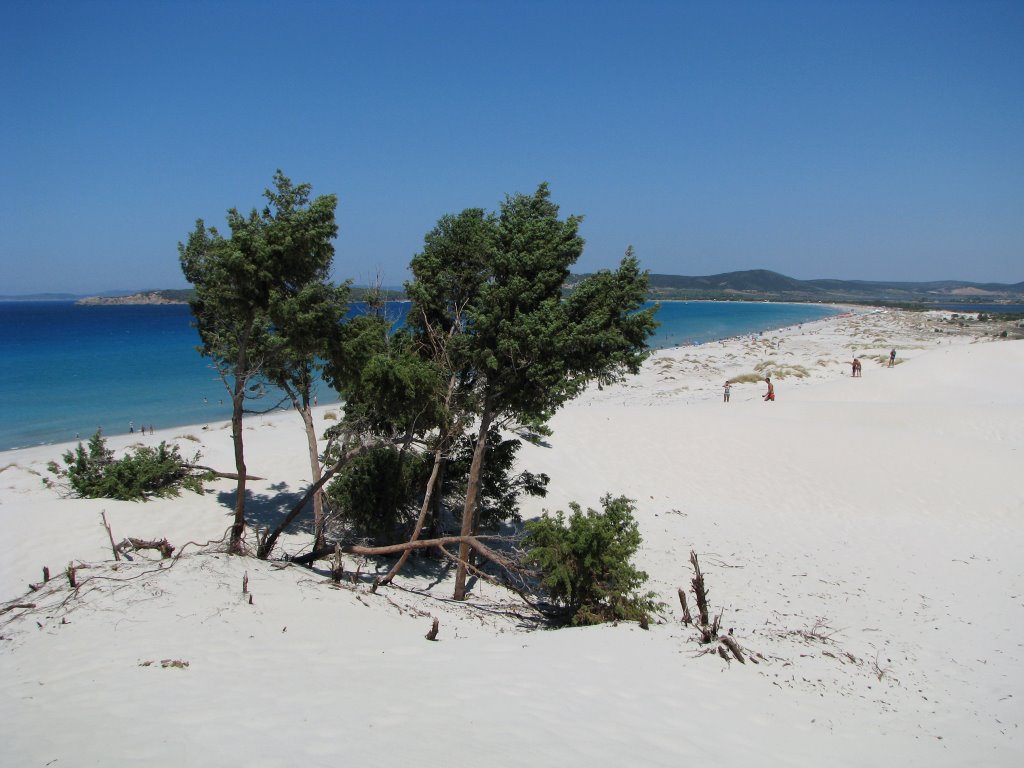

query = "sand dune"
[1,309,1021,766]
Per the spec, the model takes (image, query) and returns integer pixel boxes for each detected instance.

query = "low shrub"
[46,430,209,501]
[524,495,660,626]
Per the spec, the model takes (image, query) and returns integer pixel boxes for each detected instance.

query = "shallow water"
[0,300,838,450]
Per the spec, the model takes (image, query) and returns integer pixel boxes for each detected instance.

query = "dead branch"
[433,545,545,614]
[0,603,36,616]
[677,587,692,625]
[690,550,709,626]
[331,543,343,583]
[101,511,120,561]
[116,538,175,559]
[425,617,439,641]
[289,534,513,569]
[720,634,746,663]
[192,465,263,481]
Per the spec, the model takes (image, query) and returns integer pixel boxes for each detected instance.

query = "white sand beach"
[1,309,1021,767]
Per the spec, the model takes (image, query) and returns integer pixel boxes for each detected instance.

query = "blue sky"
[2,0,1021,294]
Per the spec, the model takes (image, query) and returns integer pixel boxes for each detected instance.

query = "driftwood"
[116,538,175,559]
[677,587,692,625]
[331,543,343,583]
[0,602,36,616]
[101,511,120,562]
[689,550,710,626]
[66,563,77,588]
[720,634,745,663]
[425,617,439,641]
[289,534,512,570]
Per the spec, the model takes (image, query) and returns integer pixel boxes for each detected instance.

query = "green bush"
[445,427,549,530]
[47,431,209,501]
[326,445,429,542]
[523,495,659,626]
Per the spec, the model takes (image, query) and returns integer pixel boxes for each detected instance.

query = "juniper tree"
[179,171,338,554]
[405,184,657,599]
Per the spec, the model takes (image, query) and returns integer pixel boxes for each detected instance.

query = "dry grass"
[728,373,764,385]
[750,360,809,380]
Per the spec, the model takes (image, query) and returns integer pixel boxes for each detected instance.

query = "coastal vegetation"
[45,430,209,501]
[68,272,1024,308]
[179,170,341,554]
[176,174,656,612]
[524,495,660,626]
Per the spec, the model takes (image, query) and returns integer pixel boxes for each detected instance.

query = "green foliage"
[47,431,209,501]
[445,427,549,529]
[179,171,340,552]
[524,495,659,626]
[407,185,658,431]
[327,320,447,438]
[325,446,430,542]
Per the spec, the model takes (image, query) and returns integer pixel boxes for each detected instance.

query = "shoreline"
[0,301,846,453]
[1,308,1022,765]
[0,305,988,461]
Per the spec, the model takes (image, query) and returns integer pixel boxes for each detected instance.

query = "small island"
[76,290,190,305]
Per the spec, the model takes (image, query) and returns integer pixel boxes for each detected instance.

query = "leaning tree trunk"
[257,441,372,559]
[297,400,326,550]
[228,363,248,555]
[379,439,447,586]
[453,404,492,600]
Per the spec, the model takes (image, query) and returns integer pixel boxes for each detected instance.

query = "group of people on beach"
[722,378,774,402]
[128,421,155,435]
[722,346,898,403]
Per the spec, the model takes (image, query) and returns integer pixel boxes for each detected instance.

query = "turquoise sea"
[0,300,839,451]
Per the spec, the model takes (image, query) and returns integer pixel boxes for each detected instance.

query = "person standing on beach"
[889,348,896,367]
[129,421,134,434]
[763,377,775,402]
[723,381,731,402]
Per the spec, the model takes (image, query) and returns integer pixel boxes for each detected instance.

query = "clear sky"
[2,0,1021,294]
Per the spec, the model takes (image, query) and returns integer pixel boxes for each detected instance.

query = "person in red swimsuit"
[763,377,775,401]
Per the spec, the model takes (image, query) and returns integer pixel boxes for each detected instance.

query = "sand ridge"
[1,309,1021,766]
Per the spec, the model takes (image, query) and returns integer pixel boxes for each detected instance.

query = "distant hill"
[0,292,83,302]
[610,270,1024,305]
[71,285,404,305]
[77,290,191,305]
[12,271,1024,308]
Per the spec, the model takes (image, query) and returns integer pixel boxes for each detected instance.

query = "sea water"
[0,300,838,451]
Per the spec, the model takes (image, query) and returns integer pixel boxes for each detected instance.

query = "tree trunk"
[256,440,374,559]
[453,402,492,600]
[291,534,513,570]
[379,440,447,586]
[298,400,326,550]
[429,458,446,540]
[228,363,248,555]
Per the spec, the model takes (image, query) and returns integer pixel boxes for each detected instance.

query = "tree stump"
[425,617,439,641]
